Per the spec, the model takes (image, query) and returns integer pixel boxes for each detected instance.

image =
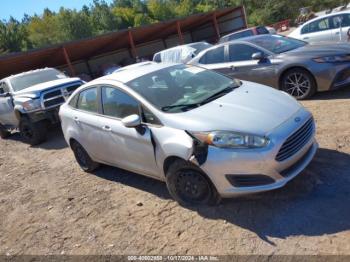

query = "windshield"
[127,64,240,113]
[248,35,306,54]
[10,69,67,92]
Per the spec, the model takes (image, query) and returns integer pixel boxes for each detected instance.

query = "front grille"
[66,84,80,93]
[280,145,313,178]
[44,97,65,108]
[41,82,82,109]
[226,175,275,187]
[275,118,314,162]
[43,89,61,99]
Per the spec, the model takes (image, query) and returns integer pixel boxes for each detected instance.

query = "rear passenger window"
[101,86,139,119]
[76,88,98,113]
[199,46,225,64]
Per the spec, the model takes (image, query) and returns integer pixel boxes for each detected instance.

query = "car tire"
[19,118,47,146]
[281,68,316,100]
[166,159,221,206]
[0,125,11,139]
[71,141,99,172]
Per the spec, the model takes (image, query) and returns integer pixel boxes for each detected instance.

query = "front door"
[98,85,159,176]
[0,82,17,126]
[208,43,276,87]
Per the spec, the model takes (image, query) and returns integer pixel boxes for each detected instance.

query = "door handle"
[335,32,340,35]
[102,125,112,131]
[303,37,309,40]
[74,117,80,123]
[230,65,236,71]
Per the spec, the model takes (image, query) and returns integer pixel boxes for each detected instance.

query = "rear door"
[0,81,17,126]
[300,17,334,42]
[72,87,103,160]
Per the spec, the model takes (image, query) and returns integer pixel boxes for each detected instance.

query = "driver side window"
[229,44,262,62]
[101,86,139,119]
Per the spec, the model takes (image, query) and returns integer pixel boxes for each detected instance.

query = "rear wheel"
[71,141,99,172]
[0,125,10,139]
[19,118,47,145]
[281,68,316,100]
[166,159,220,206]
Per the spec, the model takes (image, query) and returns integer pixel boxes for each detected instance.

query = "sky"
[1,0,113,21]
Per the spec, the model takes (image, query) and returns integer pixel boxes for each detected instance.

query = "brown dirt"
[0,88,350,255]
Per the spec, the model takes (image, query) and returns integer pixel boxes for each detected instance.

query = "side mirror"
[252,52,264,60]
[122,114,141,128]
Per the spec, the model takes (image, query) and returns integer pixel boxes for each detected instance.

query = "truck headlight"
[22,99,42,111]
[188,131,269,149]
[313,55,350,63]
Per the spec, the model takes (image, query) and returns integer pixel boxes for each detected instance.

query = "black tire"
[0,125,10,139]
[281,68,317,100]
[19,118,47,146]
[71,141,99,172]
[165,159,221,206]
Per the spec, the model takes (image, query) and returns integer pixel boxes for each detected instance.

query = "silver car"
[189,34,350,99]
[59,63,318,206]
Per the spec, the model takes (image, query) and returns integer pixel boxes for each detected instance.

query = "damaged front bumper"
[196,110,318,198]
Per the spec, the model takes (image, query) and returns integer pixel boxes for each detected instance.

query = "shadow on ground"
[7,126,68,150]
[192,148,350,242]
[311,87,350,100]
[92,148,350,242]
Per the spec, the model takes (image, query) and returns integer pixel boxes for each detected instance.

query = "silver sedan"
[59,63,317,206]
[189,34,350,99]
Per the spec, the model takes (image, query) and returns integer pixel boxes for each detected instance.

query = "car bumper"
[200,109,318,198]
[312,63,350,91]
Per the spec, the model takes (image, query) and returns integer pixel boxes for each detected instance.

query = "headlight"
[313,54,350,63]
[22,99,42,111]
[189,131,269,149]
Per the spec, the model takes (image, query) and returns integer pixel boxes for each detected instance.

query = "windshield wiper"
[162,103,200,112]
[199,85,236,105]
[161,85,237,112]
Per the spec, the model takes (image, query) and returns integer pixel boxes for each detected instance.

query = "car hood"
[160,81,303,136]
[282,43,350,57]
[13,78,82,98]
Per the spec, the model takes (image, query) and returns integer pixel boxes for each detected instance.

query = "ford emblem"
[294,117,301,122]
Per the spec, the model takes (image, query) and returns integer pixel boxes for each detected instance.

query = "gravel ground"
[0,88,349,256]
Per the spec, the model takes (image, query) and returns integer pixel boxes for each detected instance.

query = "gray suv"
[0,68,83,145]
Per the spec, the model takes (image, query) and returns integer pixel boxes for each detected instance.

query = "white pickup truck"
[0,68,83,145]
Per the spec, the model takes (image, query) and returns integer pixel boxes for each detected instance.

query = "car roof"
[154,41,209,55]
[1,67,56,81]
[99,62,180,84]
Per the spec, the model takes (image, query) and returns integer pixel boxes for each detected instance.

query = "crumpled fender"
[150,127,194,172]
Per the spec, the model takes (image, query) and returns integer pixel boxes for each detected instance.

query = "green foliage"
[0,0,347,53]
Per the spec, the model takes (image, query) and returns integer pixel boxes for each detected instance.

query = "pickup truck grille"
[41,82,82,109]
[275,117,314,162]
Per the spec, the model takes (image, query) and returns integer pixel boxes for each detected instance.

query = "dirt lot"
[0,88,350,256]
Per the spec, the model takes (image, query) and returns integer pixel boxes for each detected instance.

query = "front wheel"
[0,125,10,139]
[166,160,221,206]
[19,118,47,146]
[281,69,316,100]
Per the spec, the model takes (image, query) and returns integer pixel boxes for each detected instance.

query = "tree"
[0,17,28,52]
